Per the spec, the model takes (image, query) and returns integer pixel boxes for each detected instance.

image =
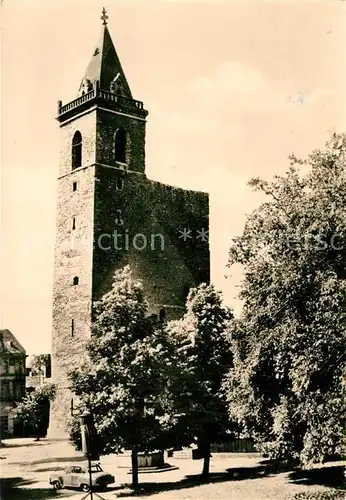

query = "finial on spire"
[101,7,108,25]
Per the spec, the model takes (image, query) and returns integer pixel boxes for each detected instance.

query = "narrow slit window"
[115,210,123,226]
[71,319,75,337]
[45,356,52,378]
[73,276,79,286]
[116,178,124,191]
[73,181,77,191]
[72,217,76,230]
[159,308,166,322]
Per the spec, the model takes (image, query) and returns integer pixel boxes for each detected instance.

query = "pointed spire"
[78,10,132,98]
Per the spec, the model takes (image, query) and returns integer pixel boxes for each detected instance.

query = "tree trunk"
[131,448,139,489]
[201,439,211,478]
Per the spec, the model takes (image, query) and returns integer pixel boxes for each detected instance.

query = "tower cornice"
[57,84,148,124]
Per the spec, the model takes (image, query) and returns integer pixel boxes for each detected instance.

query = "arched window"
[73,276,79,286]
[114,128,127,164]
[72,131,82,169]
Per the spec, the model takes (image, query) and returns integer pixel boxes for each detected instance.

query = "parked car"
[49,463,115,492]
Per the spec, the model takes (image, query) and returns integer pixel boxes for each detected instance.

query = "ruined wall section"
[92,167,210,320]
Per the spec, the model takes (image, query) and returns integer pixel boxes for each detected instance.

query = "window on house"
[72,217,76,230]
[15,384,23,400]
[8,381,14,400]
[72,131,82,169]
[0,416,8,437]
[114,128,127,164]
[1,382,9,400]
[73,276,79,286]
[73,181,78,191]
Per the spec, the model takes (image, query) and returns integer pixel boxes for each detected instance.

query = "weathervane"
[101,7,108,25]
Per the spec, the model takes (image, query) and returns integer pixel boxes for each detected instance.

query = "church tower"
[49,10,210,437]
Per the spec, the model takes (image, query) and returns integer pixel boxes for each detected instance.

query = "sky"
[1,0,346,355]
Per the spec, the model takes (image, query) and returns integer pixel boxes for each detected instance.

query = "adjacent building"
[0,329,26,437]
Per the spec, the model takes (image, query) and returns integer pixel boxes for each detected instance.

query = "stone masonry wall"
[96,109,146,173]
[93,167,210,320]
[92,106,209,318]
[50,112,97,437]
[50,105,210,437]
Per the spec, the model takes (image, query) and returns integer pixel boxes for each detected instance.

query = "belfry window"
[114,128,127,164]
[72,131,82,169]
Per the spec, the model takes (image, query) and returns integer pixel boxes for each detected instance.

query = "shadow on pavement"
[289,466,345,490]
[0,476,77,499]
[0,440,48,449]
[33,466,66,473]
[114,462,345,498]
[11,455,85,467]
[115,465,276,497]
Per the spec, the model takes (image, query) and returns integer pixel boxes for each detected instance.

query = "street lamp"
[79,410,105,500]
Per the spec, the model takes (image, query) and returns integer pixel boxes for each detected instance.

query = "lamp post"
[81,411,93,500]
[79,410,105,500]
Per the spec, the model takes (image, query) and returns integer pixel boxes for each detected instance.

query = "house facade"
[0,329,26,437]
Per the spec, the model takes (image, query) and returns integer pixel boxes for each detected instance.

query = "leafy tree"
[69,266,190,489]
[30,354,50,376]
[13,384,56,440]
[224,133,346,466]
[169,283,234,477]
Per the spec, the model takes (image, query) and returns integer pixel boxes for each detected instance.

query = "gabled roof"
[0,329,26,354]
[78,24,132,98]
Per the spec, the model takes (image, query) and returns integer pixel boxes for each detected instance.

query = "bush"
[289,491,346,500]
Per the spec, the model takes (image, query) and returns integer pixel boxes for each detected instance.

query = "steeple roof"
[78,16,132,98]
